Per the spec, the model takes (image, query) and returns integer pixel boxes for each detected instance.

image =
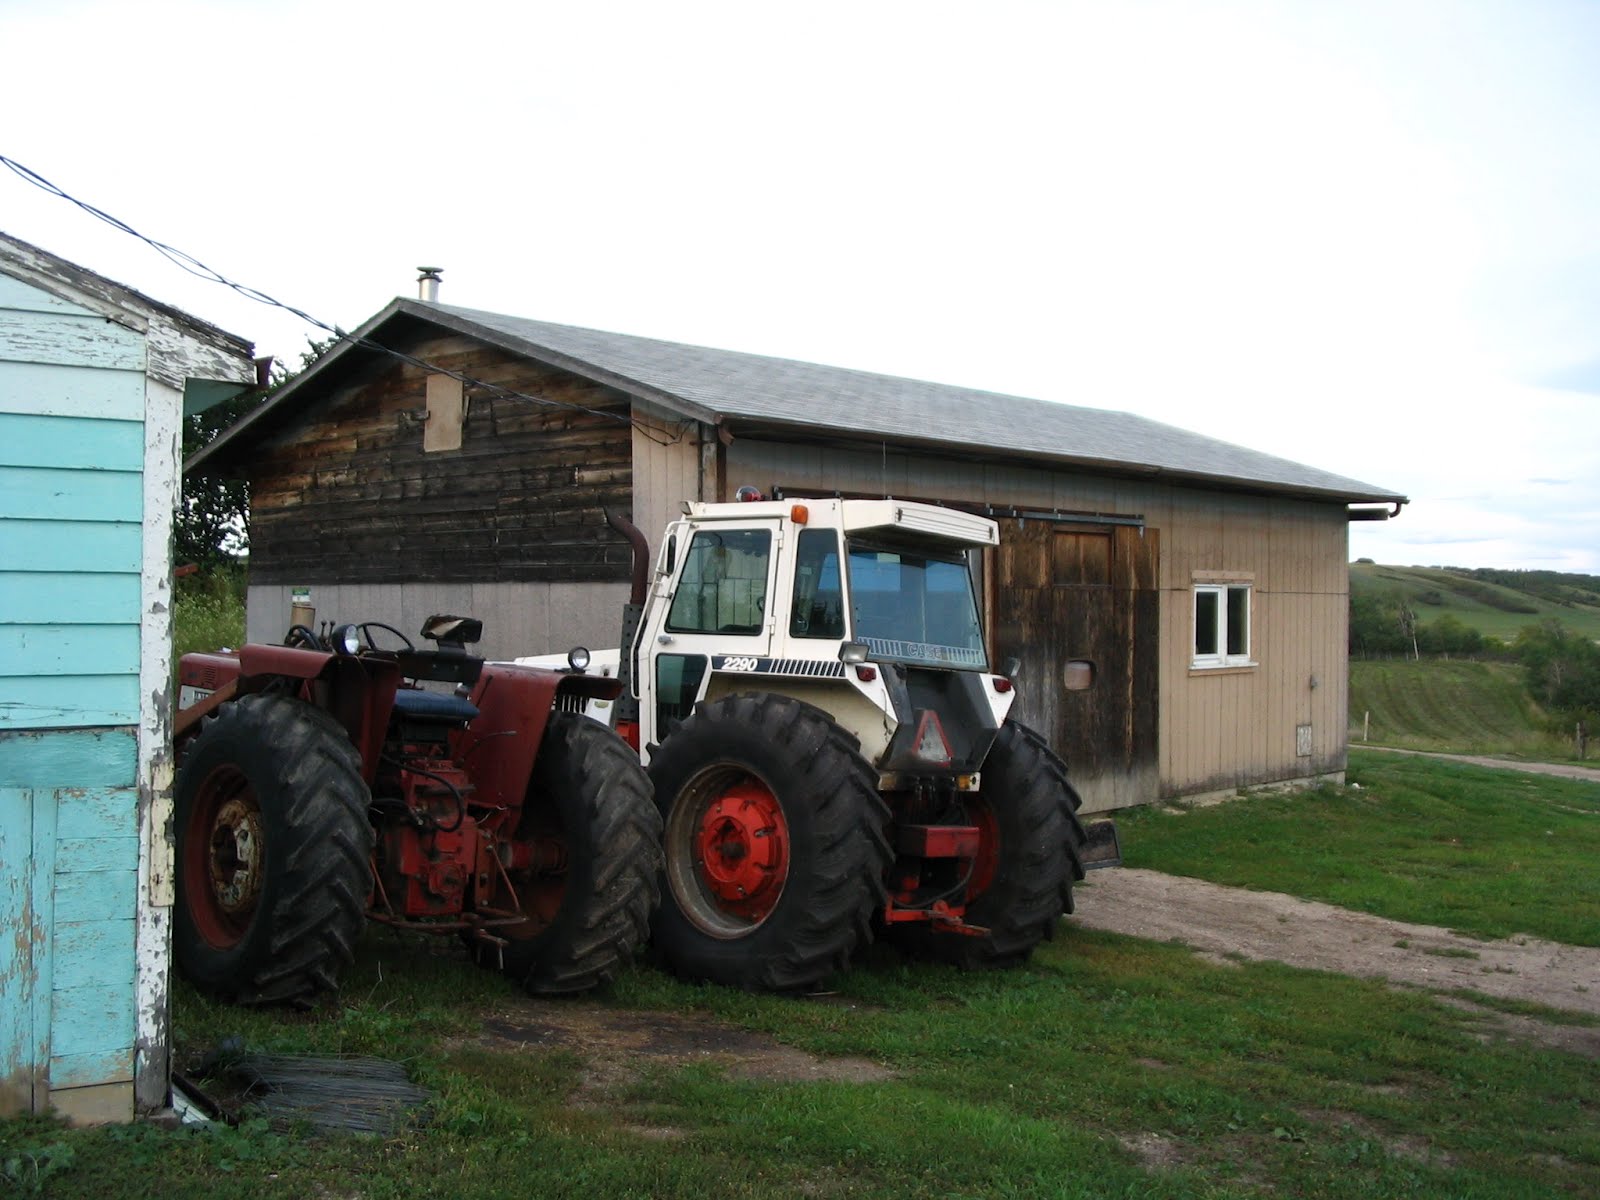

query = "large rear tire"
[493,712,662,995]
[892,719,1087,968]
[648,693,891,991]
[174,694,373,1006]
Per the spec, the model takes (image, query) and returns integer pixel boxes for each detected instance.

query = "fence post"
[1363,711,1370,743]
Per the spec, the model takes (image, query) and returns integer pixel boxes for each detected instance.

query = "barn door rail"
[983,506,1146,530]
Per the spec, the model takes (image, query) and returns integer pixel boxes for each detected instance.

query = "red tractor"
[172,614,660,1006]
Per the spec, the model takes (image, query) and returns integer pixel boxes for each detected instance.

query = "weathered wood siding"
[0,274,146,728]
[993,521,1161,813]
[0,273,145,1121]
[725,437,1351,807]
[0,731,141,1122]
[249,334,636,586]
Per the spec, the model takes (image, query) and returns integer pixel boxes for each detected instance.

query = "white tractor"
[529,491,1118,991]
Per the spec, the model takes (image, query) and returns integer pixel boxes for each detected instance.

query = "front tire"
[648,693,891,991]
[174,694,373,1006]
[494,712,662,995]
[893,719,1087,968]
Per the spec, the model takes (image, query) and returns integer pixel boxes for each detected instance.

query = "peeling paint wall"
[135,375,182,1112]
[0,256,223,1123]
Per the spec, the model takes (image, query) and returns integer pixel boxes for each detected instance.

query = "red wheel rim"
[692,778,789,922]
[183,765,266,948]
[665,767,791,937]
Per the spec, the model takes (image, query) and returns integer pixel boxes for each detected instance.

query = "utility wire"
[0,154,689,446]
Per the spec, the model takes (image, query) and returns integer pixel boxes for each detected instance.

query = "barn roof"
[191,297,1405,506]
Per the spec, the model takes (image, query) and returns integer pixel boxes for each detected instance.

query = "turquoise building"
[0,232,255,1122]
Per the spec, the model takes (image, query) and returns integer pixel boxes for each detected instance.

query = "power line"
[0,154,689,446]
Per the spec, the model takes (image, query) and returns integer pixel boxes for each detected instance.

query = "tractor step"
[1079,819,1122,870]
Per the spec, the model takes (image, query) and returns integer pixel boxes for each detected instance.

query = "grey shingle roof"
[193,297,1404,505]
[426,302,1404,505]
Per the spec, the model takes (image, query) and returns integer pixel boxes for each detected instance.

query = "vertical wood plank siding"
[0,730,140,1117]
[248,335,635,587]
[727,438,1351,804]
[629,403,703,553]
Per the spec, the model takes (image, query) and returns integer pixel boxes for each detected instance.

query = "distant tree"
[176,337,335,568]
[1396,601,1420,660]
[1416,614,1485,657]
[1514,621,1600,721]
[1350,592,1406,657]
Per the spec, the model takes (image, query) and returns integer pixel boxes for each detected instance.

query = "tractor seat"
[391,688,480,724]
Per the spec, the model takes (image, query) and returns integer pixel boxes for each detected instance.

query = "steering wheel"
[358,621,415,651]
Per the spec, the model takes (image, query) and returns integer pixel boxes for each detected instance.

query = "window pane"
[655,654,708,727]
[666,529,771,634]
[847,541,986,668]
[1194,589,1219,656]
[790,528,844,638]
[1226,586,1250,657]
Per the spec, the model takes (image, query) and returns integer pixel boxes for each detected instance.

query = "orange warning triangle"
[911,710,953,766]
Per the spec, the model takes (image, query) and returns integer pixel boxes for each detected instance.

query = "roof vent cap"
[416,266,443,302]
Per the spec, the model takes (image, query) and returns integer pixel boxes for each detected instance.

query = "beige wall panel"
[400,581,474,642]
[631,407,703,547]
[700,438,1356,805]
[245,580,628,663]
[245,584,290,644]
[488,581,551,658]
[545,582,634,651]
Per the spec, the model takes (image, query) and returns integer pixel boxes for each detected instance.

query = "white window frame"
[1193,581,1254,669]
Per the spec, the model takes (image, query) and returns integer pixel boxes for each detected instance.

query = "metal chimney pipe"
[416,266,443,301]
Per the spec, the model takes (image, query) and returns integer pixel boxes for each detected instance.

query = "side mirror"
[998,656,1022,680]
[1063,660,1095,692]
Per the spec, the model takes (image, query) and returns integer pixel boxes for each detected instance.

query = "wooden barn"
[0,233,256,1121]
[189,294,1405,813]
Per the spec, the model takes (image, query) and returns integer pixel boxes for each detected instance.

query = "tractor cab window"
[666,528,771,635]
[789,528,845,639]
[845,540,986,669]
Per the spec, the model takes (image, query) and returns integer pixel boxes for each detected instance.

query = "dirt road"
[1073,867,1600,1034]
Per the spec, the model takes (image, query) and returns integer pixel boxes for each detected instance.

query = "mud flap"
[1080,819,1122,870]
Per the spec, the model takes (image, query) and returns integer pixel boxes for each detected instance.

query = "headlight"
[332,624,362,655]
[837,641,870,665]
[567,646,592,671]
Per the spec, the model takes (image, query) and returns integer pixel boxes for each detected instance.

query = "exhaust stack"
[416,266,442,301]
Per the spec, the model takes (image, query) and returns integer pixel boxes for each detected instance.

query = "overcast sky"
[5,0,1597,571]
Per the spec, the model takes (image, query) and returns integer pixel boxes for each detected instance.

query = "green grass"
[15,627,1599,1195]
[172,571,245,666]
[1120,750,1600,946]
[6,925,1598,1198]
[1350,562,1600,642]
[1347,658,1578,758]
[11,754,1600,1200]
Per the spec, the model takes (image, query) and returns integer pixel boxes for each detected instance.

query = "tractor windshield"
[845,541,987,669]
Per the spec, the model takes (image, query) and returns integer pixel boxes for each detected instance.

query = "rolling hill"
[1348,562,1600,641]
